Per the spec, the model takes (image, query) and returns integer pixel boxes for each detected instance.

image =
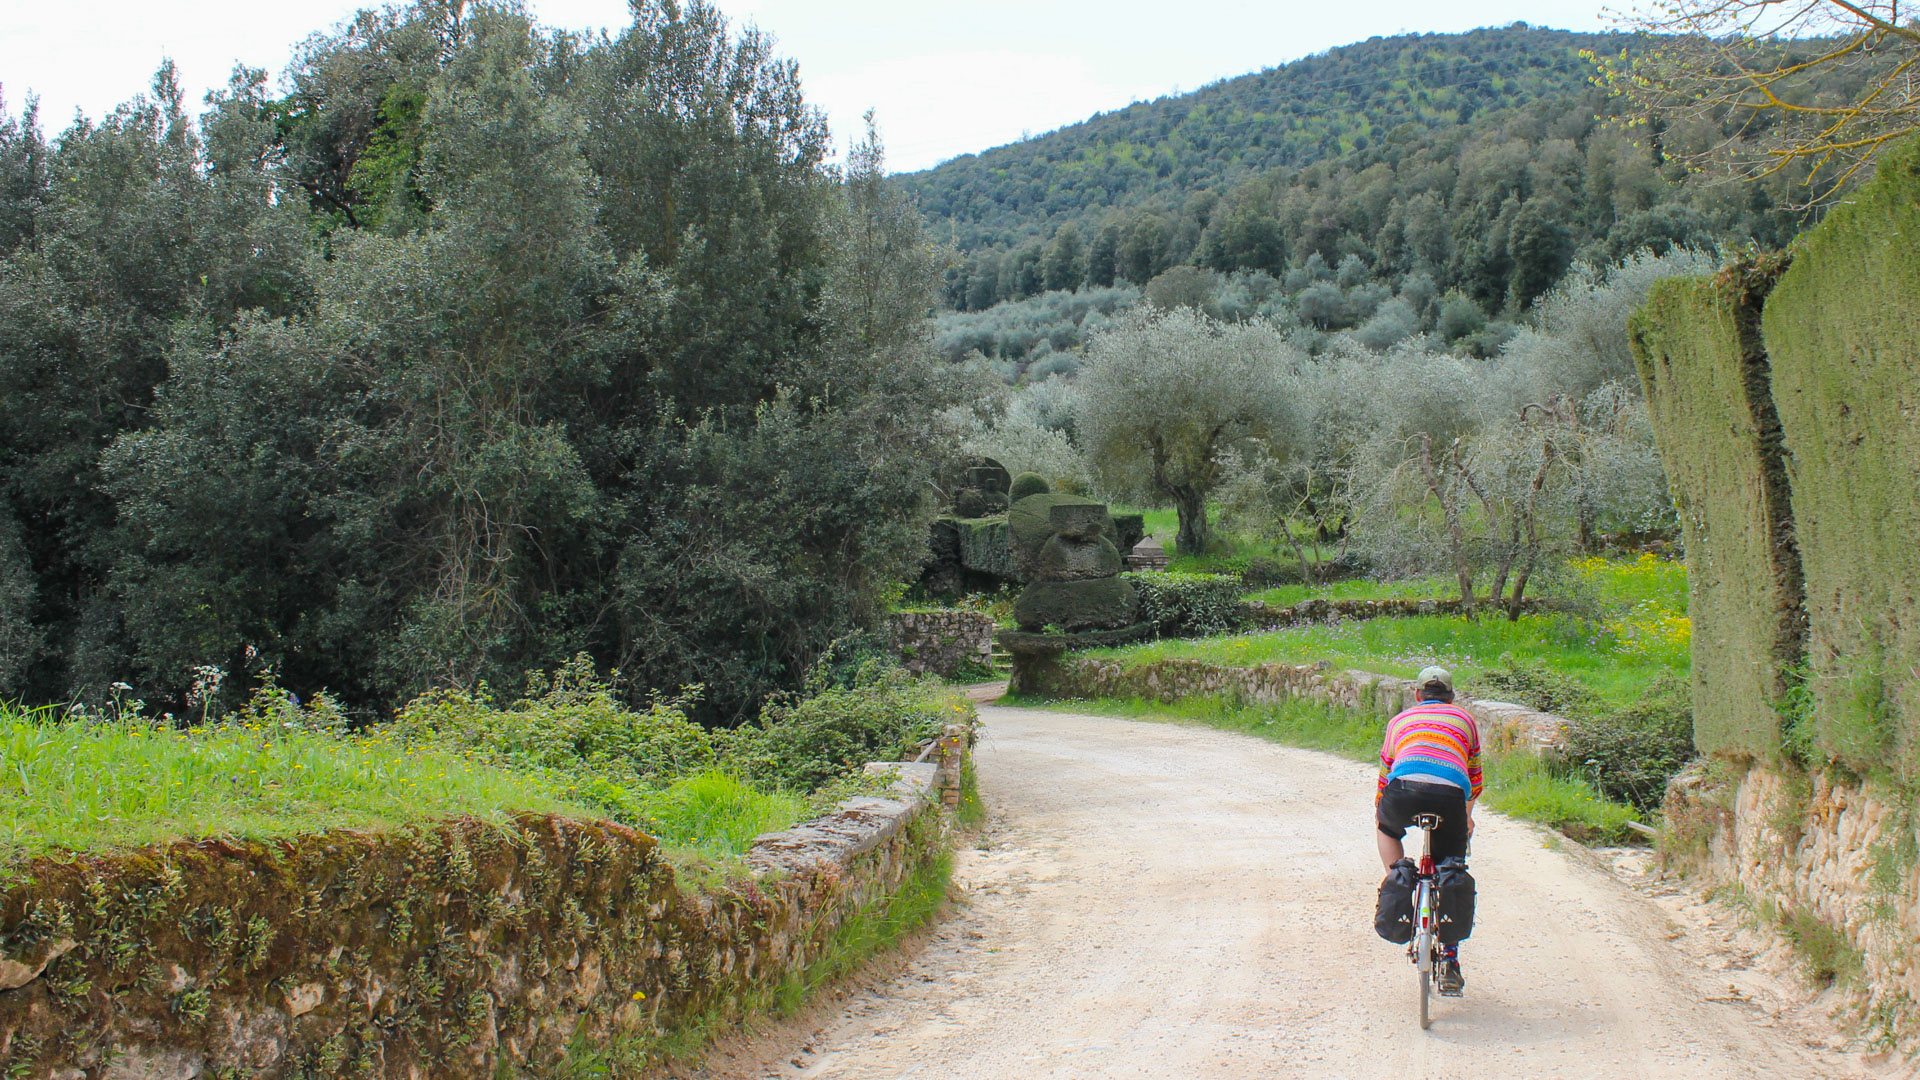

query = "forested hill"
[903,24,1813,315]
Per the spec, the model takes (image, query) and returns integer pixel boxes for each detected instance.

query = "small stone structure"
[1125,537,1169,571]
[885,610,994,677]
[1018,653,1569,755]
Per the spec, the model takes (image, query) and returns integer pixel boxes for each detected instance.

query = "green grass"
[1245,574,1455,608]
[1084,611,1683,711]
[0,706,811,861]
[631,771,807,858]
[0,706,597,859]
[1017,692,1640,843]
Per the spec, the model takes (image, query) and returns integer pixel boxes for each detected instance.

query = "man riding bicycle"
[1376,666,1481,996]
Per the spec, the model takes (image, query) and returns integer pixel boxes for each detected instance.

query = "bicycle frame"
[1408,812,1443,1029]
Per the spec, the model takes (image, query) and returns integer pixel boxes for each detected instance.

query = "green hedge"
[1762,138,1920,774]
[1629,259,1803,759]
[1124,571,1244,637]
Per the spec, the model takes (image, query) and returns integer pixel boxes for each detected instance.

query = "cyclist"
[1376,665,1481,996]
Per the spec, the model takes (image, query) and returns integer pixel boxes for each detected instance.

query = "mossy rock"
[1009,472,1051,500]
[1014,576,1139,632]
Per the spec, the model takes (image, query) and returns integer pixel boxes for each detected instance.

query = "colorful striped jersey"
[1377,700,1483,803]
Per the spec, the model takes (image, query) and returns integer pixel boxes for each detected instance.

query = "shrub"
[1239,556,1296,588]
[1009,472,1051,500]
[726,662,975,792]
[1472,654,1599,716]
[1557,675,1695,813]
[1125,571,1245,637]
[393,655,716,789]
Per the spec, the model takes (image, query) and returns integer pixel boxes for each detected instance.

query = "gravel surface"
[713,702,1884,1080]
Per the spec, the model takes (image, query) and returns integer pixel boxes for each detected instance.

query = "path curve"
[723,704,1873,1079]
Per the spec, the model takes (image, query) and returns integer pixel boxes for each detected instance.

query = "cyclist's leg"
[1375,781,1417,869]
[1377,826,1404,869]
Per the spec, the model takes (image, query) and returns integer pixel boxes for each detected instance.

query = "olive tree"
[1075,307,1300,553]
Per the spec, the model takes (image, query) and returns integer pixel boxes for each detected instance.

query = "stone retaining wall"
[886,611,995,677]
[1019,654,1569,755]
[1666,761,1920,1027]
[1240,596,1558,629]
[0,738,970,1079]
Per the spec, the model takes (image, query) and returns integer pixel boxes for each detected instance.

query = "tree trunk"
[1417,435,1474,605]
[1173,491,1209,556]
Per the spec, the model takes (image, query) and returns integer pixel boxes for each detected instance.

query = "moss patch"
[1763,137,1920,777]
[1630,256,1804,760]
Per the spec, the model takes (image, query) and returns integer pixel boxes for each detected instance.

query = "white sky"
[2,0,1613,173]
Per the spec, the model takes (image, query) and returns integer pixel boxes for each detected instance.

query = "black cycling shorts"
[1376,778,1470,860]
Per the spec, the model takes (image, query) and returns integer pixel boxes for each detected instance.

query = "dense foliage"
[1124,572,1244,638]
[0,1,951,720]
[901,25,1825,320]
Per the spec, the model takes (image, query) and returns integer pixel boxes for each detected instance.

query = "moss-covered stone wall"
[0,779,949,1077]
[1762,139,1920,775]
[1629,259,1804,759]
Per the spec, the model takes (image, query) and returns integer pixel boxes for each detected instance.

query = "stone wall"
[886,611,995,678]
[1018,654,1569,755]
[0,749,966,1078]
[1666,761,1920,1029]
[1239,595,1559,629]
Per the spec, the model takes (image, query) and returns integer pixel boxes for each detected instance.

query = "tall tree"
[1075,308,1300,553]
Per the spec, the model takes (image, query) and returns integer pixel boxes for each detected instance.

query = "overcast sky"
[3,0,1613,173]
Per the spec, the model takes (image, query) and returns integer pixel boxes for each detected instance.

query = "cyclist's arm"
[1466,719,1485,830]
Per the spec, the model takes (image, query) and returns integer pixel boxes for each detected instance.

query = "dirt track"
[716,702,1885,1079]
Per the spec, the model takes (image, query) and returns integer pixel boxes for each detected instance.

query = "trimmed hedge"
[1124,571,1244,637]
[1763,138,1920,774]
[1009,472,1051,500]
[1629,257,1803,759]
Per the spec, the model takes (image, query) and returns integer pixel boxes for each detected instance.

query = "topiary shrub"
[1124,571,1244,637]
[1013,577,1139,632]
[1009,472,1051,500]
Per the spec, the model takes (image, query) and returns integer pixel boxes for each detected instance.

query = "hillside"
[904,24,1815,316]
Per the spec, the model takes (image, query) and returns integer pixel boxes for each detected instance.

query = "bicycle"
[1407,811,1445,1030]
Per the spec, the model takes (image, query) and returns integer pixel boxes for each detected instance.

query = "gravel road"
[716,702,1882,1080]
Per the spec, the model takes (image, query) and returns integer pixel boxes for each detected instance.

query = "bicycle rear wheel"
[1419,966,1431,1030]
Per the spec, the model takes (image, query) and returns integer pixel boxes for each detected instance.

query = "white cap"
[1415,666,1453,692]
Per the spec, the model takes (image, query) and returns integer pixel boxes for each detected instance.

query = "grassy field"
[1087,554,1689,711]
[0,706,807,861]
[1015,693,1640,842]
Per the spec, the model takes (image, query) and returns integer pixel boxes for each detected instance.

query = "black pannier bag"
[1434,857,1476,943]
[1375,858,1417,943]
